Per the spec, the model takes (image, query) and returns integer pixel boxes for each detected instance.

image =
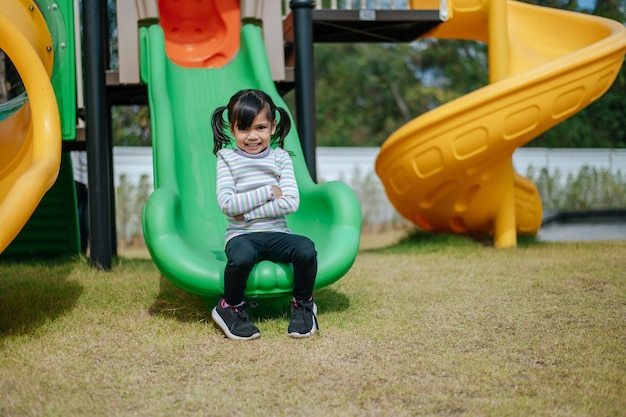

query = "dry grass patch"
[1,233,625,416]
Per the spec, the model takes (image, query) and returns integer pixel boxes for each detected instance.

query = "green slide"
[140,23,362,300]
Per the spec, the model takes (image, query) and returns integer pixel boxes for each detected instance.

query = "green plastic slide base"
[47,0,77,141]
[140,23,362,300]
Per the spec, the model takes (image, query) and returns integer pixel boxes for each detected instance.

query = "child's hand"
[272,186,282,199]
[234,214,245,221]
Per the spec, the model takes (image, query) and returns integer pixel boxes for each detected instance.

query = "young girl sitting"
[210,89,318,340]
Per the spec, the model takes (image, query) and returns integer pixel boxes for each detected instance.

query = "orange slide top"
[158,0,240,68]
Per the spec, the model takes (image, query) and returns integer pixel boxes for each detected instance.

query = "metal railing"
[283,0,411,13]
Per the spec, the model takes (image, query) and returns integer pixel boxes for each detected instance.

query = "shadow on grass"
[361,229,544,254]
[149,276,350,323]
[148,277,211,323]
[0,256,83,340]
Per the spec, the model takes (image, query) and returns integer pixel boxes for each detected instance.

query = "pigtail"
[272,107,292,150]
[211,106,230,155]
[213,89,295,155]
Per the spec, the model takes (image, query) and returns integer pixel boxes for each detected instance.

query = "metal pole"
[289,0,317,181]
[107,105,118,257]
[102,9,118,258]
[83,0,113,269]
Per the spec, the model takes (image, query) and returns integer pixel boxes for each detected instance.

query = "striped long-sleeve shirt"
[216,147,300,244]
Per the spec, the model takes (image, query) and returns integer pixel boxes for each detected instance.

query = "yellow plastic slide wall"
[376,0,626,248]
[0,0,61,253]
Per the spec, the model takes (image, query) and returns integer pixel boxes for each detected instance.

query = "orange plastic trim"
[158,0,240,68]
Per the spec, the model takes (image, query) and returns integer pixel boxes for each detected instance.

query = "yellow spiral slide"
[0,0,61,253]
[375,0,626,248]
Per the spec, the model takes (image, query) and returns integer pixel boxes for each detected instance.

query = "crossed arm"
[216,153,299,221]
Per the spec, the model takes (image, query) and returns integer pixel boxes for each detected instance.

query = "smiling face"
[230,110,276,155]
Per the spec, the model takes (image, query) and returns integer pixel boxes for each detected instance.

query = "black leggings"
[223,232,317,304]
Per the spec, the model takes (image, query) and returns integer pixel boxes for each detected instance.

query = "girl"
[210,89,318,340]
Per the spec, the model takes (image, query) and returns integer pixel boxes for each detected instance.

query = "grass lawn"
[1,231,625,417]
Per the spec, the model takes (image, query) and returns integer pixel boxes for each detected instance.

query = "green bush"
[112,165,625,244]
[115,174,151,245]
[526,165,626,210]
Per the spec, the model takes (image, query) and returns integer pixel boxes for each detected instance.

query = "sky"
[577,0,596,11]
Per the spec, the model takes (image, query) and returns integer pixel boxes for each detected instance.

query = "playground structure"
[0,0,77,255]
[376,0,626,248]
[139,7,362,299]
[0,1,625,289]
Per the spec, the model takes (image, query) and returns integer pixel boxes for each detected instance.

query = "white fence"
[112,147,625,241]
[113,146,625,228]
[114,146,626,187]
[317,147,626,184]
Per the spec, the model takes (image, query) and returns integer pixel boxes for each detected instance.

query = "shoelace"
[233,301,257,322]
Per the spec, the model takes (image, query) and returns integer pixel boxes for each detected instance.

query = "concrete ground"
[538,222,626,242]
[538,210,626,242]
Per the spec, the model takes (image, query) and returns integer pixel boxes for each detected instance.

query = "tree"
[311,42,447,146]
[296,0,626,148]
[285,39,486,147]
[523,0,626,147]
[112,105,151,146]
[110,0,626,148]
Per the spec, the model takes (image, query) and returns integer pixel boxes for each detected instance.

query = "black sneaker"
[211,299,260,340]
[288,298,318,338]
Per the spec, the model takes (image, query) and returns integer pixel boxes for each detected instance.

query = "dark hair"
[211,89,291,155]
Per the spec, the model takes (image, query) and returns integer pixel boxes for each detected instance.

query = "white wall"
[114,147,625,185]
[112,147,626,224]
